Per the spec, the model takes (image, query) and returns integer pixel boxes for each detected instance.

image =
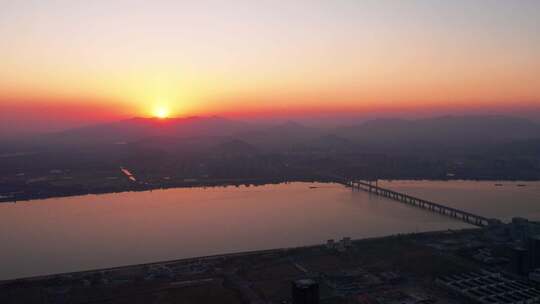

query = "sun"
[153,106,170,119]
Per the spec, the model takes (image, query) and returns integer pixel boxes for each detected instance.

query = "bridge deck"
[342,180,491,227]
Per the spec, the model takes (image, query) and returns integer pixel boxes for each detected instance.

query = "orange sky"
[1,1,540,133]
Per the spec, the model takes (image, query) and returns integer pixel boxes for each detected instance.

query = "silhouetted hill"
[211,139,259,157]
[48,116,250,146]
[490,139,540,157]
[4,114,540,158]
[2,115,540,184]
[297,134,354,152]
[238,121,323,151]
[128,135,231,155]
[335,115,540,153]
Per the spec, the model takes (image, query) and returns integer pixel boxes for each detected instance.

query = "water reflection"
[1,181,526,280]
[381,180,540,222]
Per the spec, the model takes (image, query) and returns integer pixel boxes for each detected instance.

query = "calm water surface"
[1,181,538,280]
[380,180,540,222]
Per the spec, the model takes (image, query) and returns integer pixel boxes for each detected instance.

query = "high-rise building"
[511,247,528,275]
[527,236,540,271]
[292,279,319,304]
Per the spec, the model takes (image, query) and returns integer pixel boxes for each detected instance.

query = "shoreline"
[0,177,329,203]
[2,177,538,204]
[0,227,481,283]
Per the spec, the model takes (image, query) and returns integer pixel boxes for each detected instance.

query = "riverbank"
[0,176,335,203]
[1,228,492,304]
[1,228,480,283]
[2,176,538,203]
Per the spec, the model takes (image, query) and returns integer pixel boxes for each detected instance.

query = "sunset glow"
[153,106,171,119]
[1,1,540,134]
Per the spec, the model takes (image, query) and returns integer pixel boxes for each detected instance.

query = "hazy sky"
[1,0,540,133]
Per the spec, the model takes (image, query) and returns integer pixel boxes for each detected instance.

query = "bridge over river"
[338,179,499,227]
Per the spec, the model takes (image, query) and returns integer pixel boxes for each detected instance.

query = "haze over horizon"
[1,0,540,135]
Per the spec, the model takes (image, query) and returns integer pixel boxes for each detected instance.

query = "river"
[0,181,538,280]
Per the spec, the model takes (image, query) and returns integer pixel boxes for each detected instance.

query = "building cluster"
[324,268,383,296]
[326,237,352,252]
[504,218,540,280]
[437,271,540,304]
[509,218,540,242]
[473,248,509,265]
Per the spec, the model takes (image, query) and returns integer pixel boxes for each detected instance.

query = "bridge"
[339,179,495,227]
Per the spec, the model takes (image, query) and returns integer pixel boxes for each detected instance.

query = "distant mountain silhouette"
[2,114,540,181]
[211,139,259,157]
[128,135,231,155]
[5,115,540,157]
[334,115,540,153]
[46,116,250,146]
[298,134,354,152]
[237,121,322,151]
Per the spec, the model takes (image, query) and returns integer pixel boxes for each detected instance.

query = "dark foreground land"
[2,226,538,304]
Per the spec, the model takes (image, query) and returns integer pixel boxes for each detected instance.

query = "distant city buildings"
[325,237,352,252]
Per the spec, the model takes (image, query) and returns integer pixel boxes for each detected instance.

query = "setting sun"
[153,106,170,119]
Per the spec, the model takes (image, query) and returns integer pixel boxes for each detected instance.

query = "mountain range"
[2,115,540,182]
[3,115,540,158]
